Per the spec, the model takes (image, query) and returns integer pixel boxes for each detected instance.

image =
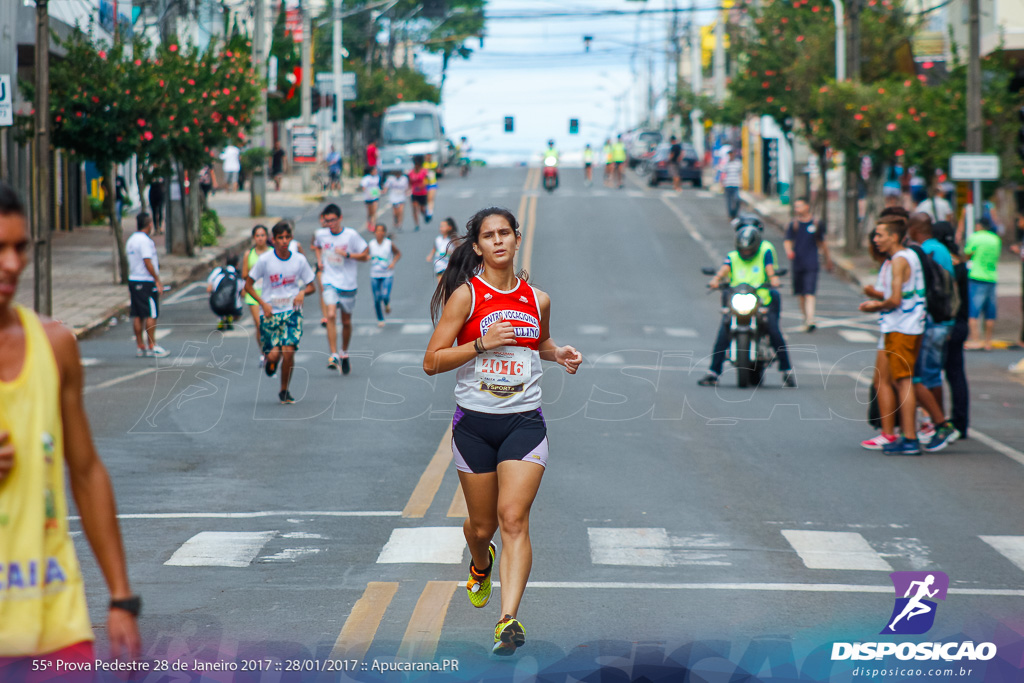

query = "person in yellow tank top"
[0,183,140,670]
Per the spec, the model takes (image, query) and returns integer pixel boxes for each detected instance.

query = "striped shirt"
[723,159,743,188]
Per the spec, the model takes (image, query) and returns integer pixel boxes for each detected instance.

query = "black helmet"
[548,139,555,147]
[736,225,762,260]
[732,213,764,233]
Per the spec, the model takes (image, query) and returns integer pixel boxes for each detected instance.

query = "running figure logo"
[881,571,949,635]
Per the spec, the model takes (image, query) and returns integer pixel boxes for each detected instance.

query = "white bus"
[378,102,450,175]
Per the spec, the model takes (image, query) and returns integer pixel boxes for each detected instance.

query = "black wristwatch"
[109,595,142,617]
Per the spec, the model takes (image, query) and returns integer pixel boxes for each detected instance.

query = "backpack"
[906,244,958,324]
[209,267,239,316]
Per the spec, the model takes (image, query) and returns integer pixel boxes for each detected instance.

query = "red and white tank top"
[454,276,543,413]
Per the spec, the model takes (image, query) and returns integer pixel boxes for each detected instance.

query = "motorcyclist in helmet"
[697,225,796,387]
[732,213,764,232]
[543,139,559,163]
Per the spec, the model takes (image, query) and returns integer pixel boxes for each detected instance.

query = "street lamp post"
[34,0,52,315]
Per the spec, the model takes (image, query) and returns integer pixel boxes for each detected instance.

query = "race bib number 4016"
[474,346,530,397]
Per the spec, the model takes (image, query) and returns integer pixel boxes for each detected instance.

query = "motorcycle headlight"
[544,157,557,167]
[730,292,758,315]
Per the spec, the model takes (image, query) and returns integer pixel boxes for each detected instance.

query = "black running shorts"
[129,281,159,319]
[451,405,548,474]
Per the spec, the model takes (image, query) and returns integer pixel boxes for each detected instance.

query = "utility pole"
[33,0,52,315]
[842,0,861,255]
[0,0,18,183]
[966,0,982,234]
[333,0,345,163]
[300,1,312,193]
[252,0,267,215]
[713,14,725,102]
[689,5,704,159]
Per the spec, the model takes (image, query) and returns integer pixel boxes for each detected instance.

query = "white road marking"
[980,536,1024,572]
[664,327,699,338]
[696,191,716,199]
[579,324,609,335]
[160,294,208,305]
[588,528,732,567]
[259,548,323,562]
[660,194,720,262]
[376,527,466,564]
[593,354,627,365]
[401,323,433,335]
[162,282,205,305]
[371,352,425,364]
[838,329,878,343]
[589,528,673,566]
[281,532,326,539]
[781,530,893,571]
[165,531,276,567]
[642,326,658,335]
[83,367,159,394]
[476,582,1024,597]
[355,325,382,336]
[69,510,402,520]
[80,358,102,367]
[126,328,172,343]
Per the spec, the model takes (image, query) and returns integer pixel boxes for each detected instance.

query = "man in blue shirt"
[906,212,958,452]
[784,198,833,332]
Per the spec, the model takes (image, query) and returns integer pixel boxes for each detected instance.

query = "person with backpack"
[905,213,959,452]
[935,222,970,440]
[206,254,244,331]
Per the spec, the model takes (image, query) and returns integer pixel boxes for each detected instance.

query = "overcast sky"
[417,0,706,164]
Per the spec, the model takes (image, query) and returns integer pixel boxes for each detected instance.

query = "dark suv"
[645,143,703,188]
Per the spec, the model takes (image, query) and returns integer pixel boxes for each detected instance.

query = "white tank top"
[879,248,926,335]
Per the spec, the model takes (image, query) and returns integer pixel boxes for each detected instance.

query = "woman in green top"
[964,223,1002,351]
[241,224,271,363]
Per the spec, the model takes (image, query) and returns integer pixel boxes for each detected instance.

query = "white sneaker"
[259,354,266,367]
[147,345,170,358]
[861,433,898,450]
[917,422,936,442]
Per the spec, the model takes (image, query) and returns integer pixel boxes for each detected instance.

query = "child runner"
[408,155,430,231]
[206,254,244,331]
[242,224,271,364]
[361,166,381,233]
[384,170,409,232]
[311,204,369,374]
[423,207,582,656]
[425,154,438,223]
[369,224,401,327]
[428,217,458,283]
[244,220,316,404]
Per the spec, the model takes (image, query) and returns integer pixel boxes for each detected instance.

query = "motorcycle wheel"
[736,333,755,388]
[752,363,765,386]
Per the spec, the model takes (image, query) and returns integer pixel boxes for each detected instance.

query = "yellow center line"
[520,194,539,276]
[447,483,468,518]
[396,581,458,661]
[329,581,399,660]
[402,425,453,518]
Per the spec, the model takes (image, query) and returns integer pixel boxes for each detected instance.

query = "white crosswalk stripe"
[401,323,434,335]
[165,531,277,567]
[588,528,731,567]
[838,329,878,343]
[781,530,893,571]
[376,527,466,564]
[980,536,1024,572]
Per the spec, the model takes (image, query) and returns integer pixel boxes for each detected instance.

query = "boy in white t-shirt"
[244,221,316,404]
[311,204,370,374]
[361,166,381,233]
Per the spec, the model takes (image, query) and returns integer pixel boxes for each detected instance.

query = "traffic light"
[504,116,514,133]
[569,118,579,135]
[1018,107,1024,160]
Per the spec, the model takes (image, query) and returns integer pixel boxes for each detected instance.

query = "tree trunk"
[105,167,129,284]
[440,49,450,97]
[816,146,829,236]
[135,164,148,215]
[173,160,194,256]
[187,166,202,252]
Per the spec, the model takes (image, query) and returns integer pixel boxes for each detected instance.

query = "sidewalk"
[740,190,1024,349]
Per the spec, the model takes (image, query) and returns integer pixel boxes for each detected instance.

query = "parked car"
[644,143,703,187]
[627,130,662,168]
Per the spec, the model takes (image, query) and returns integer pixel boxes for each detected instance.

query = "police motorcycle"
[542,141,559,192]
[702,219,788,388]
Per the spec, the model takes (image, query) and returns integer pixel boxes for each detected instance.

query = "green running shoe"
[492,614,525,656]
[466,541,495,608]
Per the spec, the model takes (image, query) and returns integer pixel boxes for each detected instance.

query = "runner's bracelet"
[474,338,485,354]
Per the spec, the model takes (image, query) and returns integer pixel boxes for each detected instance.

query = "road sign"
[950,154,1000,181]
[291,125,318,165]
[0,75,12,127]
[315,72,356,100]
[504,116,514,133]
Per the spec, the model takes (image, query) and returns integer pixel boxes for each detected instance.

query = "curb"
[73,230,256,340]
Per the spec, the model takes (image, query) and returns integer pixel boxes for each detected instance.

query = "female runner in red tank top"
[424,207,582,656]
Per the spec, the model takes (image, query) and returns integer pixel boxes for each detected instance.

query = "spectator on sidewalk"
[1010,213,1024,347]
[723,149,743,219]
[125,212,168,358]
[784,197,833,332]
[326,146,343,194]
[906,213,959,451]
[915,186,953,223]
[964,219,1002,350]
[271,141,286,191]
[198,165,216,209]
[0,182,142,672]
[148,177,164,235]
[220,144,241,192]
[935,222,970,439]
[859,214,926,455]
[668,135,683,192]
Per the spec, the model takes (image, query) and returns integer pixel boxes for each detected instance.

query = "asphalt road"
[69,166,1024,681]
